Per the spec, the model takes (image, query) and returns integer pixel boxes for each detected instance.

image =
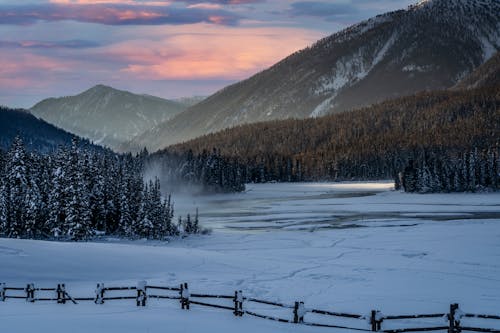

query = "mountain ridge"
[31,84,187,151]
[127,0,499,152]
[0,106,102,153]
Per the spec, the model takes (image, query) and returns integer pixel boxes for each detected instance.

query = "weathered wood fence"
[1,282,500,333]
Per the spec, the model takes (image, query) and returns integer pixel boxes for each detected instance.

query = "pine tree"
[184,214,193,234]
[161,194,176,236]
[46,151,67,239]
[23,179,41,239]
[86,152,106,232]
[64,139,93,240]
[5,136,28,238]
[118,177,133,237]
[136,182,153,239]
[0,181,7,236]
[192,208,200,234]
[468,150,477,191]
[149,178,163,238]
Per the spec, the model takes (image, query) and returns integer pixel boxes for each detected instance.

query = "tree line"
[398,148,499,193]
[146,148,246,194]
[169,86,499,192]
[0,136,242,241]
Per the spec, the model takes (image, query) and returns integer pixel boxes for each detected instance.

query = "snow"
[310,94,336,117]
[1,182,500,332]
[480,34,499,61]
[402,64,433,73]
[312,32,397,106]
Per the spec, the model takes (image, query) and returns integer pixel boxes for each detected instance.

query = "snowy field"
[2,182,500,333]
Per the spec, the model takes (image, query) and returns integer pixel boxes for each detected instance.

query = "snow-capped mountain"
[128,0,499,152]
[31,85,187,151]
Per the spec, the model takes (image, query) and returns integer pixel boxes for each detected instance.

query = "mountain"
[31,85,187,151]
[0,106,98,153]
[128,0,500,152]
[453,51,500,89]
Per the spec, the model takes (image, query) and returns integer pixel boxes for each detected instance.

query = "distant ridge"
[31,85,187,151]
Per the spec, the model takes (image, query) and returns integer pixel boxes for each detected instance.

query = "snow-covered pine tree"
[136,181,153,239]
[468,149,477,191]
[192,208,199,234]
[184,213,193,234]
[118,172,133,237]
[0,178,7,236]
[161,194,176,236]
[34,154,52,234]
[149,178,163,238]
[5,136,28,238]
[430,161,442,193]
[416,158,432,193]
[23,178,41,239]
[487,148,498,189]
[64,139,93,240]
[46,149,68,239]
[102,155,116,234]
[88,153,106,232]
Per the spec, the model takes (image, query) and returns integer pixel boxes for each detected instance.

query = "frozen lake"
[2,182,500,333]
[174,181,500,231]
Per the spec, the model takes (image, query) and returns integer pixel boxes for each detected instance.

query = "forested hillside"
[170,86,500,188]
[0,106,96,152]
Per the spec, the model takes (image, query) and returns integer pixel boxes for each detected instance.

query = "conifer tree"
[23,179,41,238]
[5,136,28,238]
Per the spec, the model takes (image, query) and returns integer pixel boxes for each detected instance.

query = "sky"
[0,0,417,108]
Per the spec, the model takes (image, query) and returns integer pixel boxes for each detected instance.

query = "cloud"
[290,1,357,17]
[0,3,242,26]
[49,0,262,3]
[99,25,322,80]
[182,0,263,4]
[0,39,101,49]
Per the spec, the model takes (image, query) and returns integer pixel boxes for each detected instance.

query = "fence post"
[449,303,461,333]
[180,283,190,310]
[371,310,382,331]
[57,284,66,304]
[233,290,243,316]
[293,301,305,323]
[136,281,147,307]
[25,283,35,302]
[0,283,5,302]
[95,283,105,304]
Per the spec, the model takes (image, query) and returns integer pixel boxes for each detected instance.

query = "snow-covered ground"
[1,182,500,333]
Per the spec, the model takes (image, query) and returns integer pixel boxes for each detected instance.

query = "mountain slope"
[169,85,500,181]
[0,106,97,152]
[31,85,187,151]
[453,51,500,89]
[130,0,500,152]
[174,96,206,108]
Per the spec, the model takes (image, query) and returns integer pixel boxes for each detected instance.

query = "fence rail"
[1,282,499,333]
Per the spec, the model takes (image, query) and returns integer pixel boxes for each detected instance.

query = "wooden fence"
[1,282,500,333]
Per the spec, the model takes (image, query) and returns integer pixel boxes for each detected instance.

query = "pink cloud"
[102,25,323,80]
[187,3,222,10]
[0,51,76,90]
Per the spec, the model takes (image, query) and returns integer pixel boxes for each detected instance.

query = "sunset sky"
[0,0,417,108]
